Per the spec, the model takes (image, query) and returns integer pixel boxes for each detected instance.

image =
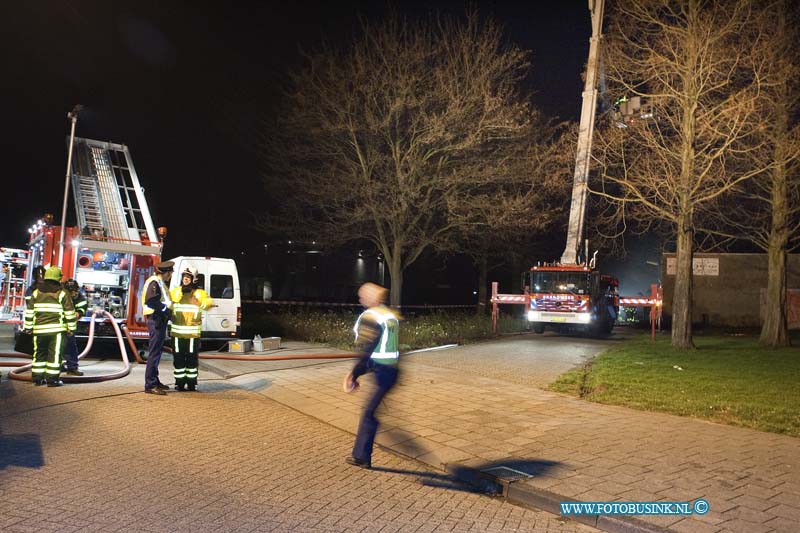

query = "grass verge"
[549,333,800,437]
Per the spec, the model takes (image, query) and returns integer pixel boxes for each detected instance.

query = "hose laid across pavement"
[4,310,131,383]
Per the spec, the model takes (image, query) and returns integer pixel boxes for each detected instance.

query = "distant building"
[661,253,800,328]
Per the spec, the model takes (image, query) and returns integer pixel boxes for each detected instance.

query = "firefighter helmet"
[64,279,80,293]
[181,266,198,285]
[44,266,63,281]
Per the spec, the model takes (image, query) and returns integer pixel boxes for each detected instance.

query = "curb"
[444,463,672,533]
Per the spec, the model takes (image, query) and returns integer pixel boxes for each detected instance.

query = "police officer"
[344,283,401,469]
[61,279,87,376]
[23,266,76,387]
[169,266,213,391]
[141,261,174,395]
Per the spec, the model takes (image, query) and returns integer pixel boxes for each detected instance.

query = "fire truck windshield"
[531,271,590,295]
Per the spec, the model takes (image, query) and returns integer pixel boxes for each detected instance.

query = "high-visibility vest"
[169,286,213,338]
[140,275,172,316]
[353,305,400,365]
[24,286,76,335]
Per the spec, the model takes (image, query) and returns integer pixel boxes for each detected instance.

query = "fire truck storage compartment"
[74,249,132,319]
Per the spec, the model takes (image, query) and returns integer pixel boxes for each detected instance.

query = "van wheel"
[533,323,545,334]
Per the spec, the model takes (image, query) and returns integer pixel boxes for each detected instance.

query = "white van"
[168,256,241,341]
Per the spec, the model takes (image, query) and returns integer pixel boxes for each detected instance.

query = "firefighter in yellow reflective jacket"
[23,266,76,387]
[169,267,213,391]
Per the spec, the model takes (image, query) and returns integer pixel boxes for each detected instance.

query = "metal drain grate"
[480,466,533,482]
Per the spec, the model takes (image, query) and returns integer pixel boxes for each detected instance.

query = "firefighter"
[61,279,87,376]
[141,261,174,395]
[169,266,213,391]
[23,266,76,387]
[344,283,401,469]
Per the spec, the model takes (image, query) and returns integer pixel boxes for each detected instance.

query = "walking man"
[23,266,76,387]
[169,266,213,391]
[61,279,87,376]
[344,282,400,469]
[141,261,174,395]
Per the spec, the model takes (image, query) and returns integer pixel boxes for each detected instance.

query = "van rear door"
[203,258,240,339]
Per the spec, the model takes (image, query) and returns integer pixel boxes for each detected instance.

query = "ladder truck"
[522,0,620,336]
[492,0,661,337]
[25,137,166,344]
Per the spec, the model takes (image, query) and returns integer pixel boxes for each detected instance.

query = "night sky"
[1,1,589,277]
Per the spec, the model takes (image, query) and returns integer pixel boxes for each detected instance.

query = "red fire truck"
[25,137,165,343]
[523,262,618,336]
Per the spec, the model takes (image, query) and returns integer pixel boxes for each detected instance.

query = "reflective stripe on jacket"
[169,286,213,338]
[353,306,400,365]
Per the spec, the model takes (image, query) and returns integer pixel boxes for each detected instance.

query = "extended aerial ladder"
[560,0,604,265]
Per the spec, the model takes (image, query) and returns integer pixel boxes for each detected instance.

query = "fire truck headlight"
[71,239,80,247]
[576,313,592,323]
[527,311,539,322]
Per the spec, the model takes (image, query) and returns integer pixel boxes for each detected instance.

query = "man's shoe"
[187,384,196,392]
[155,383,170,390]
[175,384,185,391]
[345,456,371,469]
[65,368,84,376]
[145,388,167,396]
[33,379,46,386]
[46,380,64,387]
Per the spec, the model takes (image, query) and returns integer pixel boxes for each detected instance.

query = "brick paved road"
[0,377,595,532]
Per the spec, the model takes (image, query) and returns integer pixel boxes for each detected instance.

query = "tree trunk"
[761,243,789,347]
[387,254,403,309]
[476,254,488,315]
[758,58,792,348]
[671,220,695,348]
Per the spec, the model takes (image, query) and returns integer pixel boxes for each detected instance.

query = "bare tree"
[700,2,800,347]
[258,12,539,307]
[449,120,573,313]
[593,0,767,348]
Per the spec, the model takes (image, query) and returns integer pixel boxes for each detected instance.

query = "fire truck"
[26,137,165,344]
[491,0,658,336]
[523,261,619,336]
[515,0,620,336]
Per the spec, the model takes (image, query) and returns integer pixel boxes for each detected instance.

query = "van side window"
[210,275,234,299]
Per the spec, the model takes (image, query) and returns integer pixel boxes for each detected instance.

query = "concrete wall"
[661,253,800,328]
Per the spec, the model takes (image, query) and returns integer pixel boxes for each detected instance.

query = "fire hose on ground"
[2,314,418,383]
[1,310,131,383]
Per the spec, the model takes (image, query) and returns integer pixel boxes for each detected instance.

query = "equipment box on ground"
[253,336,280,351]
[228,339,252,353]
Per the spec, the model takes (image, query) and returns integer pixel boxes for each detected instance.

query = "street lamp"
[58,104,82,267]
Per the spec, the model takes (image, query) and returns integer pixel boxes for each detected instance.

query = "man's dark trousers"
[145,317,167,390]
[352,360,398,464]
[63,334,79,371]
